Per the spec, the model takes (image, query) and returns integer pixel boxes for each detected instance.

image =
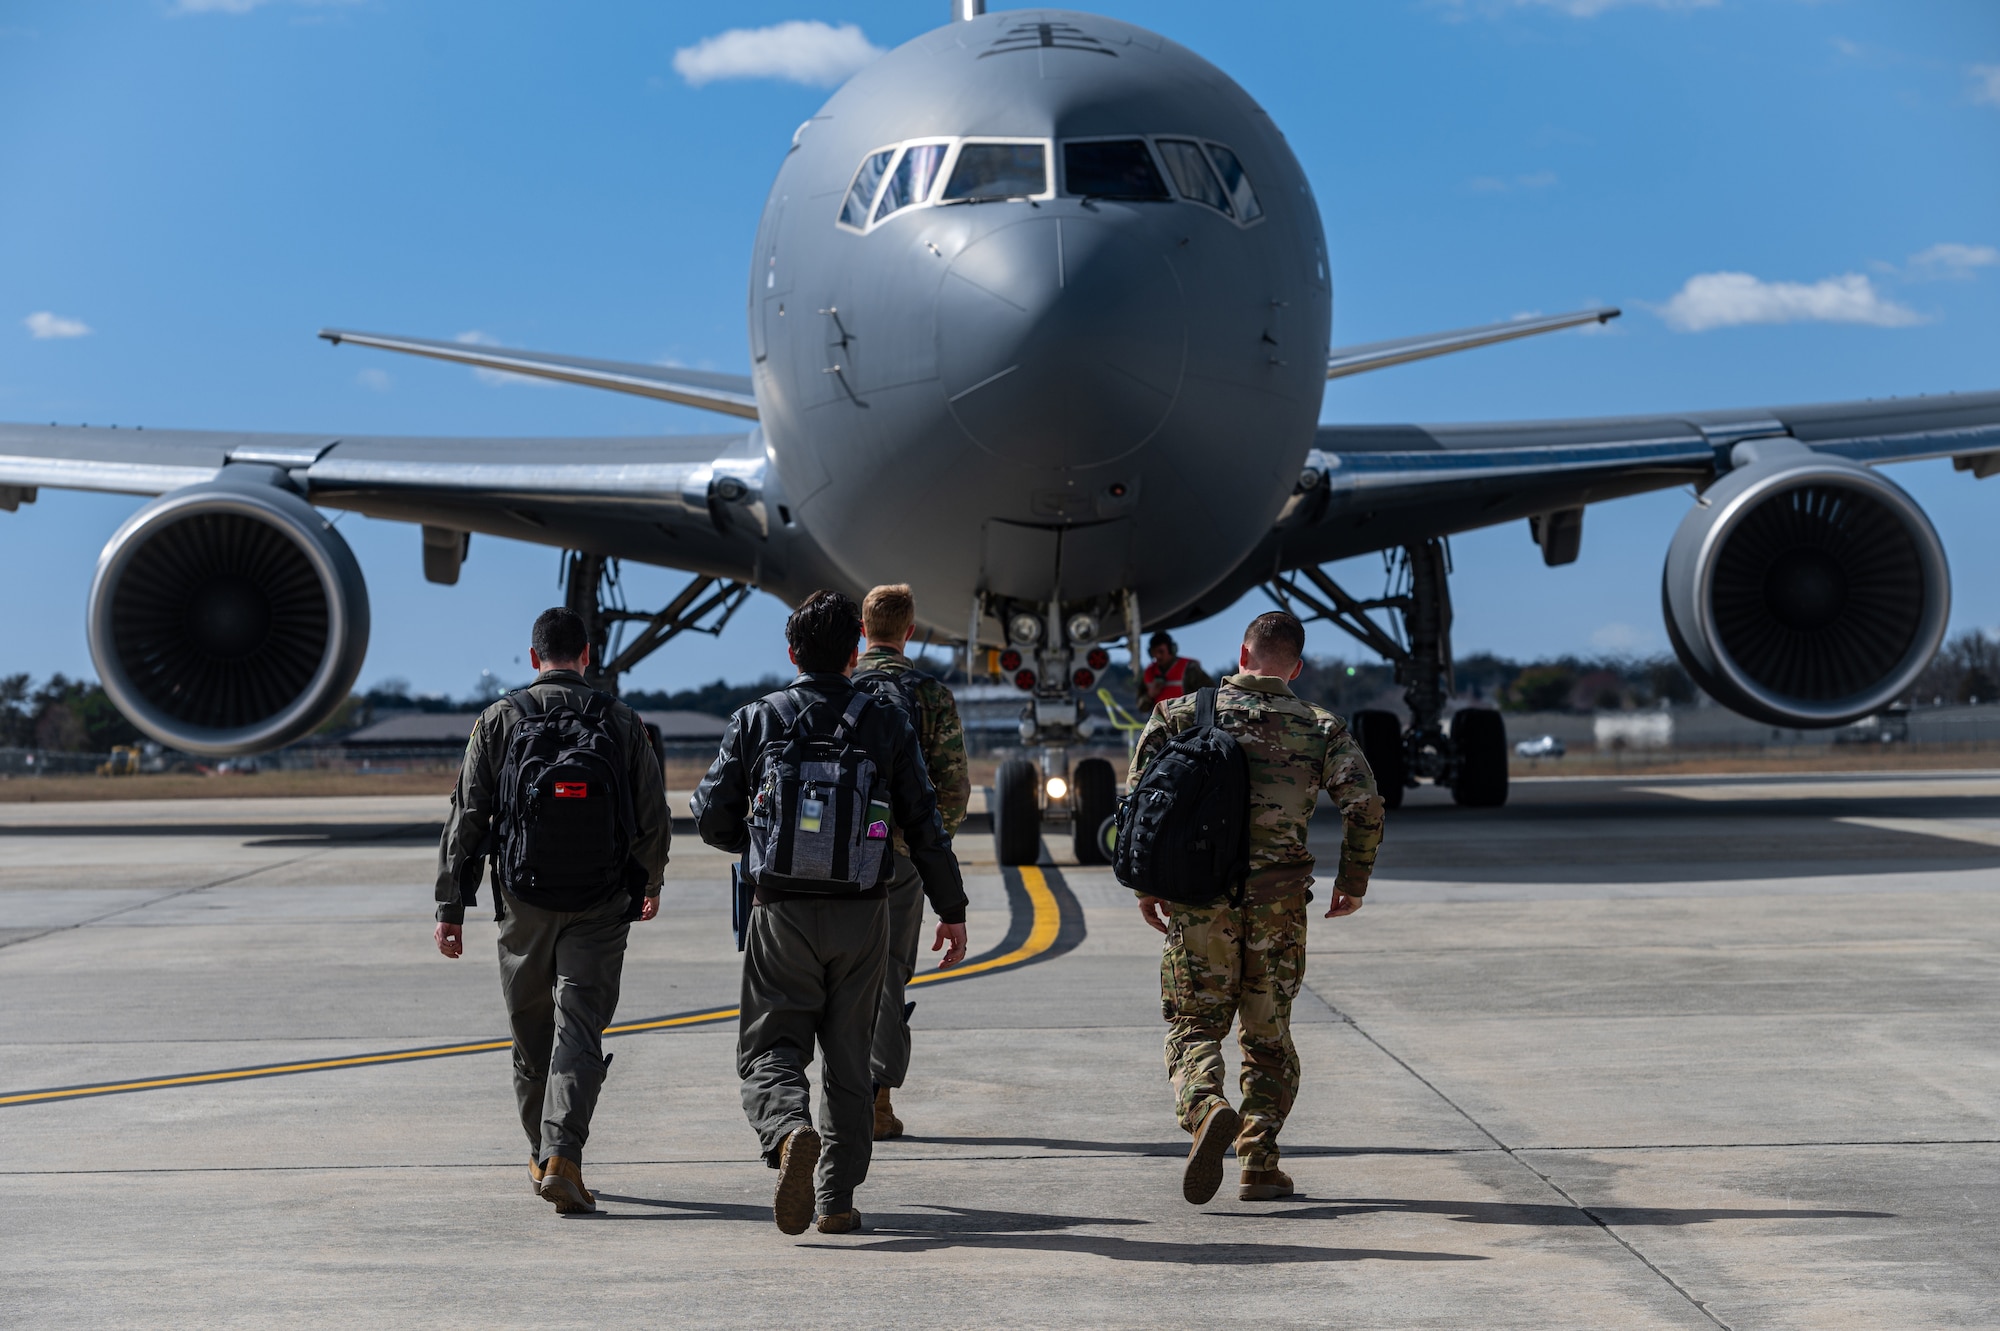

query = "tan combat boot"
[528,1156,546,1194]
[873,1086,904,1140]
[815,1210,864,1234]
[537,1156,596,1214]
[773,1126,822,1236]
[1182,1100,1242,1205]
[1240,1167,1295,1201]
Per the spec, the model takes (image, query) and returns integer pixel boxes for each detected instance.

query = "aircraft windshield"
[839,149,895,230]
[941,143,1048,201]
[1205,144,1263,222]
[875,142,949,223]
[1062,140,1169,200]
[1155,139,1231,215]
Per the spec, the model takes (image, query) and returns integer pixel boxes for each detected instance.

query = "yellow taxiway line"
[0,865,1064,1109]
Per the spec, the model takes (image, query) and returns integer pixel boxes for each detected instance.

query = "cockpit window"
[874,142,949,223]
[1062,139,1170,200]
[1204,144,1263,222]
[839,149,895,230]
[1156,139,1231,215]
[941,142,1048,201]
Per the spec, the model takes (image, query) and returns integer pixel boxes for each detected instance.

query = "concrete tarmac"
[1,772,1996,1329]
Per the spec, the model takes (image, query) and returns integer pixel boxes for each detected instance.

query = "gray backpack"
[744,688,892,892]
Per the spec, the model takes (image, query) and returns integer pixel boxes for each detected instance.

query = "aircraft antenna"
[954,0,985,19]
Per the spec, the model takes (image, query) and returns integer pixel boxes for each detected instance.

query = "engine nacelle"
[87,472,370,757]
[1663,440,1948,728]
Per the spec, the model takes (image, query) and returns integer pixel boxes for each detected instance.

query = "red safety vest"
[1144,656,1192,702]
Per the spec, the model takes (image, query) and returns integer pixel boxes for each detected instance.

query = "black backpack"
[492,689,638,913]
[743,688,893,893]
[1112,688,1250,906]
[851,665,926,733]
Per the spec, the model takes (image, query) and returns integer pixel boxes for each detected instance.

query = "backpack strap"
[504,689,542,721]
[762,689,801,730]
[1194,687,1218,731]
[836,690,870,736]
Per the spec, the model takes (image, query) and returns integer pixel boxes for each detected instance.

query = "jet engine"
[1663,440,1948,728]
[87,472,370,757]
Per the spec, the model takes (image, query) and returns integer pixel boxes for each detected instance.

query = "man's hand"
[1137,895,1172,934]
[434,921,464,958]
[931,921,968,970]
[639,894,660,922]
[1324,893,1364,919]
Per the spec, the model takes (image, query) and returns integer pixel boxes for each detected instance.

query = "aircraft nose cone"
[938,215,1185,469]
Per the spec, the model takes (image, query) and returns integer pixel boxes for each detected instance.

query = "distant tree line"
[0,674,142,752]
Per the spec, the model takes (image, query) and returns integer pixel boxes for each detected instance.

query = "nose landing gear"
[979,591,1136,865]
[1266,539,1508,809]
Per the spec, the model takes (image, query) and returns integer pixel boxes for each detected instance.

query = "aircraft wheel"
[1450,708,1509,808]
[993,758,1043,865]
[1070,757,1118,865]
[1352,709,1405,811]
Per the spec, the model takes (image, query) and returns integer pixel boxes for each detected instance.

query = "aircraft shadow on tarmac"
[1328,790,2000,884]
[901,1135,1465,1158]
[591,1194,1481,1265]
[1234,1198,1894,1227]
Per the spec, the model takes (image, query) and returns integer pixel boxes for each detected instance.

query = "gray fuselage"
[750,8,1331,640]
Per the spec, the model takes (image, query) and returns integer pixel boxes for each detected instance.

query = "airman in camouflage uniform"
[855,584,971,1139]
[1130,610,1383,1203]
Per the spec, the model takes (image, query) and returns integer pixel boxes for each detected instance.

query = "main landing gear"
[562,552,751,695]
[1264,539,1508,809]
[980,590,1137,866]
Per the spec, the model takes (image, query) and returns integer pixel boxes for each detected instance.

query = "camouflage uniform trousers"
[1160,892,1308,1172]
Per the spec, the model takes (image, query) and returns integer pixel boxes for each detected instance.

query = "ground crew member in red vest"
[1137,631,1213,713]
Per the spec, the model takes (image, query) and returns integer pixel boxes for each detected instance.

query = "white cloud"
[172,0,268,11]
[1469,170,1558,193]
[1590,622,1652,654]
[1972,64,2000,107]
[673,21,883,89]
[1908,242,1999,279]
[455,330,551,388]
[24,311,90,339]
[1443,0,1718,16]
[356,367,392,392]
[1656,271,1921,333]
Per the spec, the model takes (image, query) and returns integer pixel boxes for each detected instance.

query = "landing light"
[1045,776,1069,801]
[1008,614,1043,644]
[1066,613,1099,644]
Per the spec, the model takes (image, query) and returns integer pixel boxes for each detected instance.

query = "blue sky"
[1,0,1995,697]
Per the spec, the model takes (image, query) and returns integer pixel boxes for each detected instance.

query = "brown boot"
[528,1157,546,1194]
[1240,1167,1295,1201]
[773,1126,822,1236]
[537,1156,596,1214]
[873,1086,904,1141]
[814,1209,864,1234]
[1182,1100,1241,1205]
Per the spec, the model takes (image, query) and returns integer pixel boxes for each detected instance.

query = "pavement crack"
[0,853,322,953]
[1312,984,1736,1331]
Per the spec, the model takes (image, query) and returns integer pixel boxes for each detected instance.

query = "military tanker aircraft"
[3,1,1998,862]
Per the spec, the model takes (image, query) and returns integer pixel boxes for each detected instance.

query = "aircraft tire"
[1352,709,1405,811]
[1070,757,1118,865]
[1450,708,1510,808]
[994,757,1043,866]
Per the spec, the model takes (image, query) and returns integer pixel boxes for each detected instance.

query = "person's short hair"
[862,584,916,642]
[787,589,862,673]
[1148,631,1177,653]
[532,607,590,664]
[1243,611,1306,666]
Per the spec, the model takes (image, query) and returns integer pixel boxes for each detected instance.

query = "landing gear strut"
[562,552,751,695]
[1264,539,1508,808]
[977,589,1132,865]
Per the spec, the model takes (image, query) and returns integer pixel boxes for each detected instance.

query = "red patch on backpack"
[553,782,589,799]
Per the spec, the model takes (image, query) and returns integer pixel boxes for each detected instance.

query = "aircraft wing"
[1273,389,2000,571]
[318,329,760,418]
[0,422,780,584]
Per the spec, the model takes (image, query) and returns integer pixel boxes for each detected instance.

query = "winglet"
[319,328,760,420]
[1326,306,1620,381]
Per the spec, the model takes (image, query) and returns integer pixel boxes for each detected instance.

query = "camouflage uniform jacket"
[1127,673,1383,903]
[434,669,671,924]
[855,643,971,853]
